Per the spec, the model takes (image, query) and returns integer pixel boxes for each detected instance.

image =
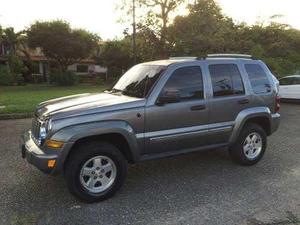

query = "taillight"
[275,95,280,112]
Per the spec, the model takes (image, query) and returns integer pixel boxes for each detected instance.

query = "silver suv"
[21,54,281,202]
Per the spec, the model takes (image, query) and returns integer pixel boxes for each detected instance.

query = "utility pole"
[132,0,137,65]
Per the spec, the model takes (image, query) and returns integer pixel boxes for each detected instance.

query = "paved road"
[0,103,299,225]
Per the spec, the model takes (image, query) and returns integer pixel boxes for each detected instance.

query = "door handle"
[238,99,250,105]
[190,105,206,111]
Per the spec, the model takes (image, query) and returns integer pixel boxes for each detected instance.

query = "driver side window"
[161,66,204,101]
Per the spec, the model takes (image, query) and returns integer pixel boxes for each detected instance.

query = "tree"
[99,39,133,79]
[139,0,185,40]
[0,26,3,43]
[123,23,161,61]
[1,27,24,55]
[1,27,25,75]
[118,0,186,58]
[169,0,235,56]
[27,20,99,72]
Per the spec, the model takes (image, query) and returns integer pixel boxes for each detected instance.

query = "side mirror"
[156,90,180,106]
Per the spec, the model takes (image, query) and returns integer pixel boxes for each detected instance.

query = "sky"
[0,0,299,40]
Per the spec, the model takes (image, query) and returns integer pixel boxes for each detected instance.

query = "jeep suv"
[21,54,280,202]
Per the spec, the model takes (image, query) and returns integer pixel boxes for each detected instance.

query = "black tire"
[64,141,127,203]
[229,123,267,166]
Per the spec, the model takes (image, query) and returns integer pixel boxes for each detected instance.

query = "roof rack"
[169,57,198,60]
[206,54,255,59]
[169,54,256,61]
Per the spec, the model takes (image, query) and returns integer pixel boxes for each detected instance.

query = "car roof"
[141,58,258,66]
[281,75,300,78]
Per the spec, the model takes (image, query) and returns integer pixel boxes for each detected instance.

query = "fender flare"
[229,107,272,145]
[50,120,140,169]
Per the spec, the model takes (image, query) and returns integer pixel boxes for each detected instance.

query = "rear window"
[245,64,271,94]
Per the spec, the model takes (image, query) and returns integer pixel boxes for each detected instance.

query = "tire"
[64,141,127,203]
[229,123,267,166]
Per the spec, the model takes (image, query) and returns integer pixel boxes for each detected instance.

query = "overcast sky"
[0,0,299,40]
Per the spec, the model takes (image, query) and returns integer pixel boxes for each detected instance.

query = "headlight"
[38,119,52,145]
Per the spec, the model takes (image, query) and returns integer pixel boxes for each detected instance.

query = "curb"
[0,113,33,120]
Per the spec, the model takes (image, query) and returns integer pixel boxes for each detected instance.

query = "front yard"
[0,84,109,115]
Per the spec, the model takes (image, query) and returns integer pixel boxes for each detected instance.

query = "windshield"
[112,64,166,98]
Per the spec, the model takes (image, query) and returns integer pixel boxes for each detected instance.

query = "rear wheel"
[229,123,267,166]
[64,141,127,202]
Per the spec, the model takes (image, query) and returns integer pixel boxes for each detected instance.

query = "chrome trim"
[208,126,233,134]
[150,129,208,141]
[136,121,234,140]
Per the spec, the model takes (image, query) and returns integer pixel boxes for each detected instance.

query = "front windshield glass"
[112,64,166,98]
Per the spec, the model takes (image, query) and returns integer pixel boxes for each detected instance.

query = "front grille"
[31,117,41,141]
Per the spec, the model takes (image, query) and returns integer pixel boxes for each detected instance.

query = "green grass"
[0,84,109,114]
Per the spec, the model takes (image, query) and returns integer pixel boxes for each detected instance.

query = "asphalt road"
[0,103,299,225]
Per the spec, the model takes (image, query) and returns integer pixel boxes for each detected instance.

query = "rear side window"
[162,66,204,101]
[209,64,245,97]
[245,64,271,94]
[279,77,294,85]
[293,77,300,85]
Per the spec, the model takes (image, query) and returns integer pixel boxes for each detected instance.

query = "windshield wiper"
[109,88,122,93]
[107,88,123,95]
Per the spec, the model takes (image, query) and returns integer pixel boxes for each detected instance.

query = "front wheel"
[64,141,127,202]
[229,123,267,166]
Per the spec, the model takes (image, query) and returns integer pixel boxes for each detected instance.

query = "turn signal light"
[48,160,56,168]
[46,140,64,149]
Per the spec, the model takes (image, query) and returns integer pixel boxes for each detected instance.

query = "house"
[0,41,107,80]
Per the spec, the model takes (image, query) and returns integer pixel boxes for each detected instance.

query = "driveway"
[0,103,299,225]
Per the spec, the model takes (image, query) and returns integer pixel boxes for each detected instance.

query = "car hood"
[36,92,144,120]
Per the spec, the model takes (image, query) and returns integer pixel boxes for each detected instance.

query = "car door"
[291,77,300,99]
[144,65,210,154]
[206,62,250,145]
[279,77,294,99]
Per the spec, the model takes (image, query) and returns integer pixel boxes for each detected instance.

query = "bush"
[50,71,78,86]
[96,75,106,85]
[0,67,14,85]
[8,55,23,74]
[15,74,25,86]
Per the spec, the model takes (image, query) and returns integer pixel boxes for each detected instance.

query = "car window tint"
[162,66,204,101]
[245,64,271,94]
[293,77,300,85]
[209,64,245,97]
[279,78,294,85]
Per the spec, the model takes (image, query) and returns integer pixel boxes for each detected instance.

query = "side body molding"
[50,121,140,165]
[229,107,272,144]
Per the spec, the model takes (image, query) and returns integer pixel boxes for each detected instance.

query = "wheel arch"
[50,121,140,173]
[229,107,272,145]
[64,132,135,169]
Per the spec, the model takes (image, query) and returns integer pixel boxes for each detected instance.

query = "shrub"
[96,75,106,85]
[8,55,24,74]
[0,67,14,85]
[15,74,25,86]
[50,71,78,86]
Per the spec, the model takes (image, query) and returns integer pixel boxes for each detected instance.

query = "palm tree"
[1,27,25,75]
[1,27,24,56]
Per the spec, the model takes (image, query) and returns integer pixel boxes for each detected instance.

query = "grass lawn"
[0,84,109,114]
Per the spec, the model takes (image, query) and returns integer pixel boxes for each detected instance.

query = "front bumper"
[21,131,59,174]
